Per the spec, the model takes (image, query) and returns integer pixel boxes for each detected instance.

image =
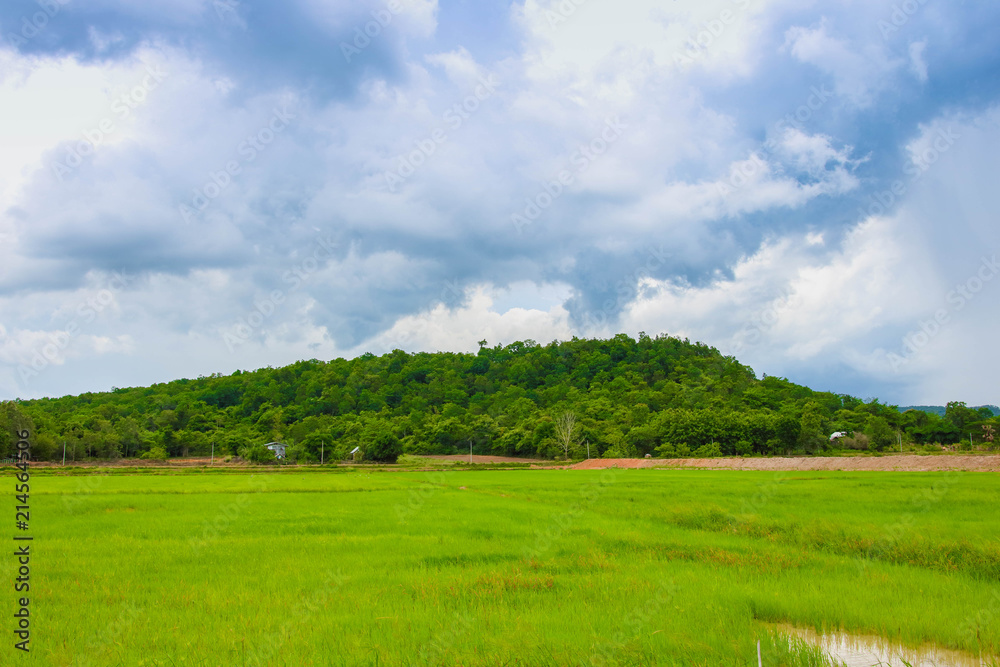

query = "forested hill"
[2,333,997,462]
[899,405,1000,417]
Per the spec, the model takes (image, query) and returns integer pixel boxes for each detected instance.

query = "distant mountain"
[899,405,1000,417]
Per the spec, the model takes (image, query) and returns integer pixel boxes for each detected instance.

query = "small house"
[265,442,287,460]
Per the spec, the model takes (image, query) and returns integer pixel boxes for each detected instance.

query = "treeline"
[2,333,997,462]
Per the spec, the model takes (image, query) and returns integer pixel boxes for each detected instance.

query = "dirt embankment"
[419,454,550,464]
[27,456,238,468]
[571,455,1000,472]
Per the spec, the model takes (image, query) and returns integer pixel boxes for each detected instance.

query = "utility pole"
[586,439,590,459]
[62,441,66,466]
[211,441,215,466]
[321,441,324,465]
[469,439,473,464]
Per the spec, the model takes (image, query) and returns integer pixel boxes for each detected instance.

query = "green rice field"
[7,467,1000,666]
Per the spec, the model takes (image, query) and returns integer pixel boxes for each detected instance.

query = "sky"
[0,0,998,406]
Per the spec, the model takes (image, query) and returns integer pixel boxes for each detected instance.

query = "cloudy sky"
[1,0,998,406]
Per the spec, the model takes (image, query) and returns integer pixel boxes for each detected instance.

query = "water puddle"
[775,623,995,667]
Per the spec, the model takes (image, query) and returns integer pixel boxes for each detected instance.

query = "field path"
[571,454,1000,471]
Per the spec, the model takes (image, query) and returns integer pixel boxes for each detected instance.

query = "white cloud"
[784,20,902,107]
[909,39,928,82]
[619,214,939,379]
[516,0,785,85]
[0,48,168,213]
[368,284,573,354]
[0,0,997,408]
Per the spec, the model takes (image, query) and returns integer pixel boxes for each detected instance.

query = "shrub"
[140,446,168,461]
[602,441,638,458]
[239,444,275,464]
[691,442,722,458]
[735,440,753,456]
[654,442,690,458]
[839,433,869,450]
[286,442,315,463]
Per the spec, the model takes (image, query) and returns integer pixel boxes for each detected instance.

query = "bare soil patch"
[571,454,1000,472]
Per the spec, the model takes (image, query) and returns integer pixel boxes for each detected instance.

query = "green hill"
[2,333,997,461]
[900,405,1000,417]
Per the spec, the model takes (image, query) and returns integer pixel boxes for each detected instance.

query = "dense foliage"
[2,333,997,461]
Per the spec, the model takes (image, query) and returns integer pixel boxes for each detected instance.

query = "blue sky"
[0,0,998,406]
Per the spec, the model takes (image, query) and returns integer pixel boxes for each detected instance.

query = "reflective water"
[776,624,995,667]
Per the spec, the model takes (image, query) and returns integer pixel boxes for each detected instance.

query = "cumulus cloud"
[783,19,903,107]
[909,39,929,82]
[0,0,998,405]
[366,283,573,354]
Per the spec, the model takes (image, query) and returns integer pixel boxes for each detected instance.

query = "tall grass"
[6,468,997,665]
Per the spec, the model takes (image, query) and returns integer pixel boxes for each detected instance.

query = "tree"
[945,401,978,432]
[0,402,34,459]
[982,424,996,448]
[866,416,894,451]
[365,428,402,463]
[116,417,147,458]
[14,334,988,464]
[553,411,580,460]
[797,402,826,454]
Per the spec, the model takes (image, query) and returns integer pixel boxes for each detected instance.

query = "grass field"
[7,467,1000,666]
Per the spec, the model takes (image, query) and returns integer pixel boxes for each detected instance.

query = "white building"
[265,442,287,460]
